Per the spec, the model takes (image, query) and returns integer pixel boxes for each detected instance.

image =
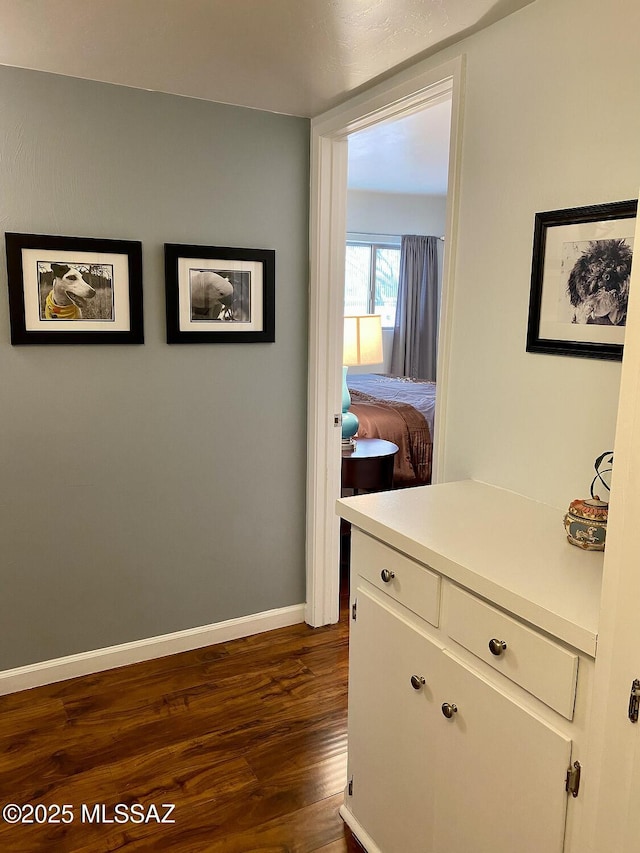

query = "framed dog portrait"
[526,199,637,361]
[5,233,143,345]
[164,243,275,343]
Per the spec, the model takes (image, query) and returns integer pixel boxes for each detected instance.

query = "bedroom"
[342,100,450,490]
[337,105,450,582]
[0,0,639,849]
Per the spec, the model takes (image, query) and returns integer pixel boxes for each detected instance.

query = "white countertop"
[337,480,603,656]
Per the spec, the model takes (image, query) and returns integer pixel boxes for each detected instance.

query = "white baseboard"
[339,803,380,853]
[0,603,306,697]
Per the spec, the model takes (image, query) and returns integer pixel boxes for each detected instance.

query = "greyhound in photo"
[45,263,96,320]
[190,271,234,320]
[567,238,632,326]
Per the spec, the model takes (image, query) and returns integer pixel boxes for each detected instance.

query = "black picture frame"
[5,232,143,345]
[164,243,275,344]
[526,199,637,361]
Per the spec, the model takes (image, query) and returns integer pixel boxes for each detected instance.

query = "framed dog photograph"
[5,233,143,345]
[165,243,275,343]
[526,199,637,361]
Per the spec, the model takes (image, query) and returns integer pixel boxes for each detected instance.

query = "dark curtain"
[390,235,439,380]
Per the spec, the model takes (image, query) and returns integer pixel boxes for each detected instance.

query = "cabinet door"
[433,650,572,853]
[347,587,444,853]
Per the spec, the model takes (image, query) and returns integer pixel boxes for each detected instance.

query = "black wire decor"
[590,451,613,501]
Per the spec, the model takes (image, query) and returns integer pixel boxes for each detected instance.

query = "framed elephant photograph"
[526,199,636,361]
[5,232,144,345]
[164,243,275,343]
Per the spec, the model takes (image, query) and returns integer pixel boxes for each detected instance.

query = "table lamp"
[342,314,383,446]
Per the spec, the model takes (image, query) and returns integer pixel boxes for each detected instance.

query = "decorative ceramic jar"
[564,498,608,550]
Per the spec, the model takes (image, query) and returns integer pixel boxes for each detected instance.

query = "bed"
[346,373,436,488]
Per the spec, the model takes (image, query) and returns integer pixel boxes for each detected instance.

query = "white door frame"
[305,55,466,627]
[578,198,640,852]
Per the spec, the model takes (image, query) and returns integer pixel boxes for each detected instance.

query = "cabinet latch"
[629,679,640,723]
[351,599,357,621]
[565,761,581,798]
[347,776,353,796]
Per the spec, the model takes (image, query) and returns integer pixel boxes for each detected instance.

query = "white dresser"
[336,480,603,853]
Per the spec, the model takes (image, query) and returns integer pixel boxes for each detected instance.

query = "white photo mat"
[538,217,635,346]
[22,248,132,332]
[177,256,264,333]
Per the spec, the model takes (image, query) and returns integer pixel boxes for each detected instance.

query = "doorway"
[339,99,452,599]
[305,57,465,627]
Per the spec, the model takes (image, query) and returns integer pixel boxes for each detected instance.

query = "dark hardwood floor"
[0,593,362,852]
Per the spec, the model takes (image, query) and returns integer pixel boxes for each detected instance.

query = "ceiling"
[348,97,452,194]
[0,0,534,118]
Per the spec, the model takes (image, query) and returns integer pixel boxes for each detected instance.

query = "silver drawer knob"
[489,638,508,656]
[410,675,426,690]
[441,702,458,719]
[380,568,395,583]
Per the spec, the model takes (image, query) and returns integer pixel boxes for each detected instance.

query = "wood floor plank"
[198,792,350,853]
[0,697,66,737]
[246,720,348,785]
[70,792,350,853]
[314,828,366,853]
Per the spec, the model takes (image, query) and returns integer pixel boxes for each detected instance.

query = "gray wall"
[346,190,447,238]
[0,67,310,670]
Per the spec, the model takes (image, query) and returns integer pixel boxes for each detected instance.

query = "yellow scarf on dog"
[45,289,81,320]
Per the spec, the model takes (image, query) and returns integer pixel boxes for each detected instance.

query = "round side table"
[341,437,399,495]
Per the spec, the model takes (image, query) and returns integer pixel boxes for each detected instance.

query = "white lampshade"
[343,314,383,366]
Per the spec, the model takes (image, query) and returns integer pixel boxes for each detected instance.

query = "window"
[344,239,401,328]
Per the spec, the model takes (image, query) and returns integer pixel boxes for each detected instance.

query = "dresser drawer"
[444,584,578,720]
[351,529,440,627]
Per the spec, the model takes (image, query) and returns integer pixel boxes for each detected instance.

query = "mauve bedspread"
[346,373,436,438]
[349,390,432,487]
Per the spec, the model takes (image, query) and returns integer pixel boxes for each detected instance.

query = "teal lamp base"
[342,366,359,446]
